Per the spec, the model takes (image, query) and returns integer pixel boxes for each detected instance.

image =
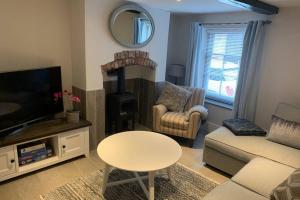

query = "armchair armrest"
[187,112,202,139]
[153,104,168,132]
[185,105,208,121]
[153,104,168,116]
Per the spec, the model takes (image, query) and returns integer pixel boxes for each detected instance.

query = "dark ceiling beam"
[219,0,279,15]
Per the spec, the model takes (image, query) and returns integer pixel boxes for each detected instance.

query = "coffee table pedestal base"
[102,164,171,200]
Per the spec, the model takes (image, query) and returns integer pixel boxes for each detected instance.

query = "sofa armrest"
[153,104,168,131]
[185,105,208,121]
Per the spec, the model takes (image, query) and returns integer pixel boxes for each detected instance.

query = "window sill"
[205,99,233,110]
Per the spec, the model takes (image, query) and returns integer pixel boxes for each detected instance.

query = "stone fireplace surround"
[73,50,165,149]
[102,50,163,130]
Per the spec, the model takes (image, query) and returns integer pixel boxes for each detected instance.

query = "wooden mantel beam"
[219,0,279,15]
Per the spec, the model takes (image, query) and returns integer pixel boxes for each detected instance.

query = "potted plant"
[54,90,81,123]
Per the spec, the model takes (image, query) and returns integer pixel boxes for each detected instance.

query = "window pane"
[207,80,221,94]
[220,80,237,98]
[202,27,245,104]
[211,34,227,54]
[210,55,223,69]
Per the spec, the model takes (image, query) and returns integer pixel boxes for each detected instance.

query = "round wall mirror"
[110,4,155,48]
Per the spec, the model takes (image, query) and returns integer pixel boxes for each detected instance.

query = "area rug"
[40,163,217,200]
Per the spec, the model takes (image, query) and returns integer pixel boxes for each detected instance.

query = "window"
[201,26,245,105]
[134,17,152,44]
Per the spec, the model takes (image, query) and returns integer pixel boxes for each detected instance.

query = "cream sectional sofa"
[202,104,300,200]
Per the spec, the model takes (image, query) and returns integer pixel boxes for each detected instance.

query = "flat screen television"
[0,66,64,135]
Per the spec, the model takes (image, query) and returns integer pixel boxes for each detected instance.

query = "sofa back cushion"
[267,115,300,149]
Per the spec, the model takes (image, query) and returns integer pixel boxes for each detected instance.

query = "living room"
[0,0,299,199]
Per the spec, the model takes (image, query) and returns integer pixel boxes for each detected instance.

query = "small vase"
[66,110,80,123]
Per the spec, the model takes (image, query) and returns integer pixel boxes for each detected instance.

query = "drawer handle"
[10,159,15,163]
[62,145,66,149]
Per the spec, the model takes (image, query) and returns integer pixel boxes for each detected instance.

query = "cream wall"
[168,9,300,130]
[70,0,86,90]
[167,11,268,131]
[85,0,170,91]
[256,7,300,129]
[167,11,268,69]
[0,0,72,91]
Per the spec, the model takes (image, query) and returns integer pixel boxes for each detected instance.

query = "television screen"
[0,67,64,134]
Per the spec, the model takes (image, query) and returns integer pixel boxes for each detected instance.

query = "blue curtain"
[185,23,202,87]
[233,21,266,121]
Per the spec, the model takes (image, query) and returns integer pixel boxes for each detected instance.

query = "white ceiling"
[129,0,243,13]
[129,0,300,14]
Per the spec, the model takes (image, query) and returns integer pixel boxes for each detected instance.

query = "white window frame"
[199,24,246,106]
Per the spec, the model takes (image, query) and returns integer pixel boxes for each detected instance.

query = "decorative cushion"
[156,82,191,112]
[272,169,300,200]
[223,119,266,136]
[267,115,300,149]
[184,105,208,121]
[161,112,189,130]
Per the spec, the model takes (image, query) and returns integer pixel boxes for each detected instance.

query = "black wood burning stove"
[106,68,138,133]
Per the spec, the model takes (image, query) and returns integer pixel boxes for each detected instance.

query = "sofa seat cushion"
[205,127,300,168]
[161,112,188,130]
[232,157,295,198]
[203,181,267,200]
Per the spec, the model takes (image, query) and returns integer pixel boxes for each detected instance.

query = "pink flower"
[225,86,234,96]
[71,96,81,103]
[53,91,80,105]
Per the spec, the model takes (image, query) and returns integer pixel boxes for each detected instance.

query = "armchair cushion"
[156,82,191,112]
[185,105,208,121]
[161,112,189,130]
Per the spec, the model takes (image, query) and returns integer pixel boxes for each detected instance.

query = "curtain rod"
[199,20,272,25]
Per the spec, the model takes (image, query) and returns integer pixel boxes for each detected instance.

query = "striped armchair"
[153,87,207,140]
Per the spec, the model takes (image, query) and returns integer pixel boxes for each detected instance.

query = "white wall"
[0,0,73,91]
[256,7,300,129]
[85,0,170,91]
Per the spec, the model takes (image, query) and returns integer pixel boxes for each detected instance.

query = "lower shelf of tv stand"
[18,156,60,173]
[0,121,91,182]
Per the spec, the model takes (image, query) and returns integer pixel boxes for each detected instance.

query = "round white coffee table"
[97,131,182,200]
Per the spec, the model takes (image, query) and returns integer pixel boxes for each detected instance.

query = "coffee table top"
[97,131,182,172]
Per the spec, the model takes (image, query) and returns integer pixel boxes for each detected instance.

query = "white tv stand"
[0,119,91,182]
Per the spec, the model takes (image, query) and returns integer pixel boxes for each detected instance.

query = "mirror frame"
[110,3,155,48]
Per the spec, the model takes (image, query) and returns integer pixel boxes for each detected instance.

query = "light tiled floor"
[0,125,229,200]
